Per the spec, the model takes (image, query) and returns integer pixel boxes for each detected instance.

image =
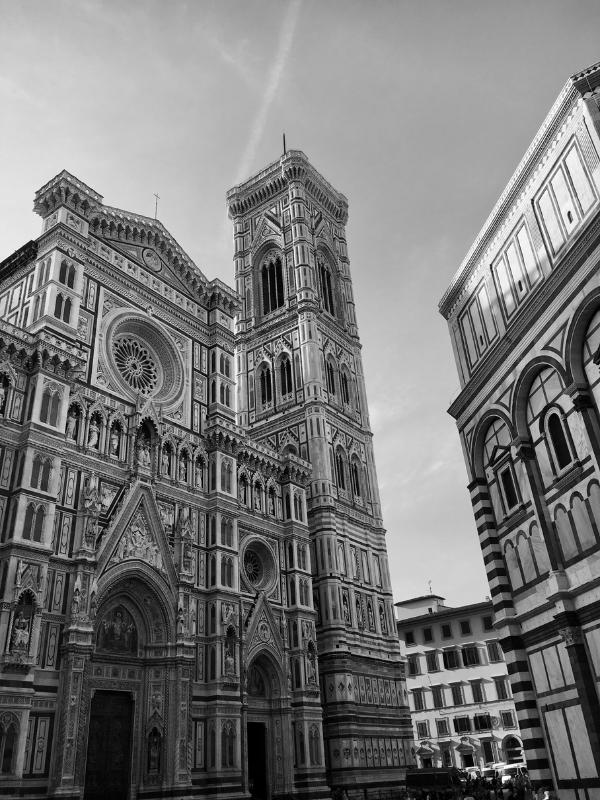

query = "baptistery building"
[440,62,600,797]
[0,152,412,799]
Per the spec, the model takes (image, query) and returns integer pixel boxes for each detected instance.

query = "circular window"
[241,539,277,592]
[101,311,185,408]
[113,337,158,395]
[244,550,264,586]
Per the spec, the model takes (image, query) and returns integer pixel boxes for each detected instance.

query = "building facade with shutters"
[396,596,522,770]
[439,61,600,798]
[0,151,412,800]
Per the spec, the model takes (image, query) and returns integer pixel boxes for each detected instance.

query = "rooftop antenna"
[153,192,160,220]
[283,132,287,156]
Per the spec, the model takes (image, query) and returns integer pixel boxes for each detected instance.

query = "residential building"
[439,60,600,797]
[396,597,522,769]
[0,152,411,800]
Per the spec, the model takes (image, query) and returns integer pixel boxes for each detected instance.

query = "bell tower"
[227,151,413,796]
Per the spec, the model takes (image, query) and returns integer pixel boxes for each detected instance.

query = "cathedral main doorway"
[84,690,133,800]
[247,721,268,799]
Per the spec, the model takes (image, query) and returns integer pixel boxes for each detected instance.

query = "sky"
[1,0,599,608]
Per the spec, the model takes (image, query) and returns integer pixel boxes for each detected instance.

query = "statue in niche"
[177,606,186,635]
[87,417,100,449]
[268,491,275,516]
[195,459,203,487]
[83,473,101,516]
[11,610,31,652]
[71,574,82,616]
[66,409,78,440]
[224,642,235,676]
[147,729,161,773]
[136,431,151,467]
[0,383,6,415]
[254,487,262,511]
[161,448,171,476]
[307,647,317,684]
[178,458,188,482]
[109,425,120,456]
[96,605,137,653]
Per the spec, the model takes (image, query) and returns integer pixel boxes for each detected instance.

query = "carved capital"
[558,626,582,646]
[512,436,535,461]
[565,382,593,411]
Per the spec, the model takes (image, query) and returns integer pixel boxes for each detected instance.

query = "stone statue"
[136,434,151,467]
[83,473,100,514]
[15,559,25,587]
[195,460,203,487]
[178,458,187,482]
[87,418,100,449]
[224,643,235,676]
[11,611,30,651]
[161,449,170,475]
[0,383,6,415]
[177,605,186,635]
[109,426,120,456]
[66,409,78,440]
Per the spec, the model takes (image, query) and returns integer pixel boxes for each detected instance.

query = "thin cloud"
[234,0,302,185]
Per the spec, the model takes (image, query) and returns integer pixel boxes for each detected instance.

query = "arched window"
[351,459,362,497]
[298,544,307,570]
[221,556,234,587]
[293,492,302,520]
[318,258,335,316]
[40,389,52,423]
[546,410,573,471]
[289,577,296,605]
[210,351,217,373]
[326,359,336,396]
[280,355,293,398]
[49,392,60,427]
[208,555,216,587]
[221,518,233,547]
[221,459,232,493]
[40,459,51,492]
[285,493,291,519]
[33,294,42,321]
[209,515,217,546]
[335,449,347,490]
[54,294,63,319]
[0,721,17,775]
[30,455,43,489]
[259,365,272,407]
[341,370,351,405]
[23,504,35,540]
[482,419,520,520]
[261,255,284,315]
[34,506,44,542]
[59,260,76,288]
[210,380,217,404]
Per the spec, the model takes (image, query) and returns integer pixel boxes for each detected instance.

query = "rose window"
[241,539,277,592]
[112,337,158,395]
[244,550,263,586]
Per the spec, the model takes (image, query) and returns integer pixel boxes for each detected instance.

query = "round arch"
[511,355,569,438]
[565,287,600,385]
[94,567,176,646]
[470,408,516,480]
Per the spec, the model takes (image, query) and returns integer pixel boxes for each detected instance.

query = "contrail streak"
[234,0,302,185]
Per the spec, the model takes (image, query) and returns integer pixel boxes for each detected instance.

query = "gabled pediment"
[97,482,177,585]
[245,591,284,660]
[251,214,284,254]
[107,241,196,298]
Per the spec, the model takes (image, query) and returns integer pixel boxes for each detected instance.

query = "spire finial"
[283,132,287,156]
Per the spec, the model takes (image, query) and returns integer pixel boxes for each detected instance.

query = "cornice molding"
[439,61,600,318]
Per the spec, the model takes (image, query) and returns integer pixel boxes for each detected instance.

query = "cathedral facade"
[440,62,600,798]
[0,152,412,800]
